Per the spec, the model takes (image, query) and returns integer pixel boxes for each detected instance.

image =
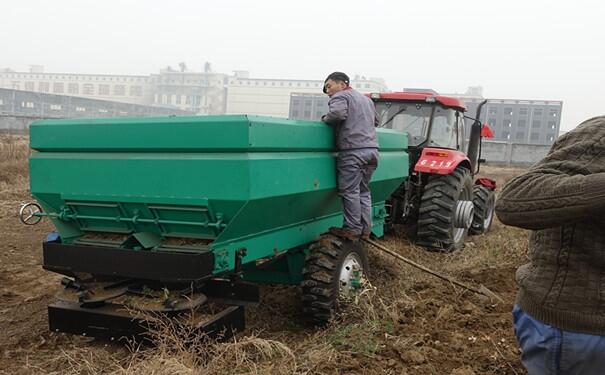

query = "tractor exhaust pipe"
[467,100,487,173]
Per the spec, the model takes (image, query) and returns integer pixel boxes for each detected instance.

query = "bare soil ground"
[0,136,529,374]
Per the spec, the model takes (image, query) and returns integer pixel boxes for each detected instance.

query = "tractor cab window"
[429,107,457,149]
[375,102,431,146]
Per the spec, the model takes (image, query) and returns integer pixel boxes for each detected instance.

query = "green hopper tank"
[25,114,409,339]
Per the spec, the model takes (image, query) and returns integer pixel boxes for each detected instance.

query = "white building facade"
[0,66,388,118]
[225,73,388,117]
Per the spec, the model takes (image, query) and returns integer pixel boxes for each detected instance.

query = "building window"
[291,99,300,106]
[304,110,311,117]
[76,106,86,112]
[547,134,555,142]
[548,121,556,129]
[316,111,323,118]
[549,109,558,117]
[517,119,526,127]
[130,85,143,96]
[305,101,312,107]
[114,85,125,95]
[83,84,94,95]
[98,84,110,95]
[531,133,540,141]
[39,82,50,92]
[516,132,525,140]
[502,131,510,140]
[532,120,541,128]
[176,95,181,105]
[53,82,64,94]
[21,101,35,108]
[503,120,512,127]
[488,107,498,115]
[98,108,108,113]
[488,118,496,127]
[68,83,79,94]
[504,107,513,116]
[365,84,370,89]
[11,82,20,90]
[24,82,35,91]
[533,109,543,116]
[519,108,528,115]
[292,110,299,117]
[50,104,62,110]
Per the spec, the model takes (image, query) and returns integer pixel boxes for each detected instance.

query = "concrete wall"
[481,140,551,166]
[0,116,34,134]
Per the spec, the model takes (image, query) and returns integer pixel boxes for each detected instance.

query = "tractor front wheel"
[300,234,368,326]
[416,166,474,252]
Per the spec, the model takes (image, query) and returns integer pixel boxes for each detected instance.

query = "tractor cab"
[371,92,468,167]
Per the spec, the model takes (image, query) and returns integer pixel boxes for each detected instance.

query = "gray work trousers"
[336,148,379,235]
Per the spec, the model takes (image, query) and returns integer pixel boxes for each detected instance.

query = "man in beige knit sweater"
[495,116,605,375]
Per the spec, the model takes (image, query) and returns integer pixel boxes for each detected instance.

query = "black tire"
[300,234,369,326]
[469,185,496,235]
[416,166,474,252]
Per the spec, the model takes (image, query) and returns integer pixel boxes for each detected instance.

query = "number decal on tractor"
[419,159,453,168]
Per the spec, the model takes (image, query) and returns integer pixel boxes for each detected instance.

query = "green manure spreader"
[22,115,409,339]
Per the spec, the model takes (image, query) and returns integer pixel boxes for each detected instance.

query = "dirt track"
[0,153,529,374]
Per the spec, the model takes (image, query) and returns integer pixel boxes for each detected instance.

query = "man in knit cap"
[496,115,605,374]
[321,72,379,241]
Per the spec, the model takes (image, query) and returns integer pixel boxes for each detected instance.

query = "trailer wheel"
[469,185,496,235]
[416,166,474,252]
[300,235,368,326]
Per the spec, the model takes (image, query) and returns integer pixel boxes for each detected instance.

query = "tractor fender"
[414,148,471,175]
[475,178,497,190]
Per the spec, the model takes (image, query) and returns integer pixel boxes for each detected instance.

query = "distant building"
[227,73,387,118]
[151,66,228,114]
[288,93,329,121]
[0,88,190,120]
[290,86,564,146]
[0,67,153,106]
[0,66,388,118]
[463,97,563,145]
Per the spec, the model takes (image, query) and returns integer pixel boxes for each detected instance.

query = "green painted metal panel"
[29,115,407,152]
[29,115,409,280]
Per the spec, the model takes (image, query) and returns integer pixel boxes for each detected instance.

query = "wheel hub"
[339,253,363,296]
[454,200,474,229]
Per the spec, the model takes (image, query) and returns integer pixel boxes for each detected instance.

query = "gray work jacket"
[322,88,379,150]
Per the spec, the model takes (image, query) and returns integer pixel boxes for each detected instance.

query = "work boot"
[329,227,360,241]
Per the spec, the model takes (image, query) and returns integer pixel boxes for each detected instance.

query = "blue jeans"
[512,305,605,375]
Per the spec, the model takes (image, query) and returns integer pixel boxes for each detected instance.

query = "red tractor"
[370,92,496,252]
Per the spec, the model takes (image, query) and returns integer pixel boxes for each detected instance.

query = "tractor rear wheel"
[300,234,368,326]
[469,185,496,235]
[416,166,474,252]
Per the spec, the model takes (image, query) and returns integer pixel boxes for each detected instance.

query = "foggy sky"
[2,0,603,131]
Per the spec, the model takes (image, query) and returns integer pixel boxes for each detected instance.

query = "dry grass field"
[0,135,530,374]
